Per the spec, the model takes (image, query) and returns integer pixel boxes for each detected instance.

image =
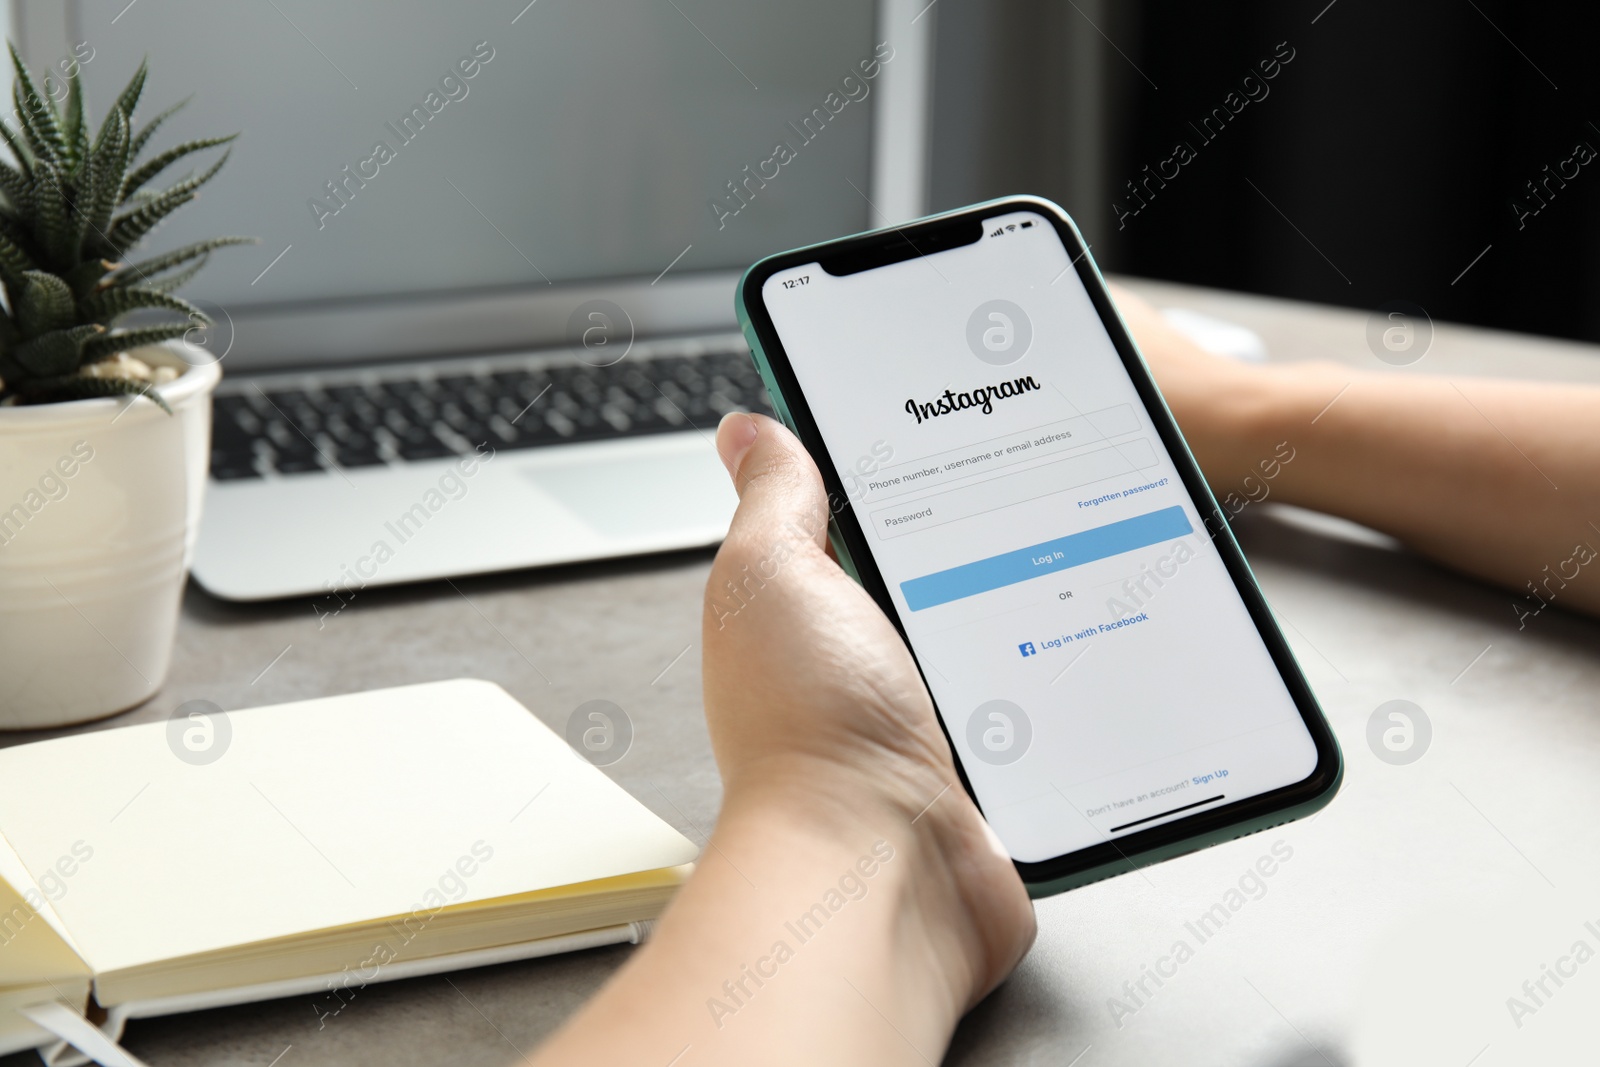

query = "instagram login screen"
[761,209,1318,862]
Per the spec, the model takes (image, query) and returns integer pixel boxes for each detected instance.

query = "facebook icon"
[1018,642,1037,657]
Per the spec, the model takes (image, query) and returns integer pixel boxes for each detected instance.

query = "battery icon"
[1020,220,1034,229]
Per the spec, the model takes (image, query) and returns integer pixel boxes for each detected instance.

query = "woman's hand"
[1107,282,1281,491]
[532,412,1034,1067]
[702,411,1037,1013]
[1108,283,1600,620]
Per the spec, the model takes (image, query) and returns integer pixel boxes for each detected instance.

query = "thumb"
[715,412,833,558]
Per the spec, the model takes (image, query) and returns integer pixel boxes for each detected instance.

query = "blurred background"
[15,0,1600,343]
[931,0,1600,343]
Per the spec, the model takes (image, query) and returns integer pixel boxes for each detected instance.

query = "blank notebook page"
[0,679,698,976]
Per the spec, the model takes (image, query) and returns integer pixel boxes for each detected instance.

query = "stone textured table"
[6,278,1599,1065]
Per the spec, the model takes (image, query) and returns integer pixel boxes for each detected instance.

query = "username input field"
[869,437,1159,539]
[863,405,1141,502]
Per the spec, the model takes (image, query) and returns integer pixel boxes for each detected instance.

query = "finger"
[715,412,832,555]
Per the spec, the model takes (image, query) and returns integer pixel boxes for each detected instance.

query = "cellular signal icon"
[989,227,1004,238]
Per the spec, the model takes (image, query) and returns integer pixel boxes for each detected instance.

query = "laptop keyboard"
[209,341,773,481]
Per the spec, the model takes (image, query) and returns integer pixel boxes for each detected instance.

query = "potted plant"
[0,46,253,728]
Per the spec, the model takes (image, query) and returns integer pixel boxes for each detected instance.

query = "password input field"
[869,437,1159,539]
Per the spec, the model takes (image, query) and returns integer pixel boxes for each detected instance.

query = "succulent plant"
[0,43,254,409]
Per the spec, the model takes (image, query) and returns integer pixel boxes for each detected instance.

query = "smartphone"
[735,196,1341,896]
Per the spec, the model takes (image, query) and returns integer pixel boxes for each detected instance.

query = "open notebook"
[0,679,698,1067]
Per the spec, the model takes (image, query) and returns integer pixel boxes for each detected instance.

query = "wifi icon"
[1005,224,1016,232]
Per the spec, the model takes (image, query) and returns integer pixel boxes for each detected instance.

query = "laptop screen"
[68,0,880,310]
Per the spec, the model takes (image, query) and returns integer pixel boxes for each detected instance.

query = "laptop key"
[329,427,382,452]
[326,384,375,405]
[272,454,326,475]
[544,410,577,437]
[438,403,475,431]
[333,446,386,468]
[652,397,687,425]
[210,455,261,481]
[397,440,457,461]
[393,430,457,460]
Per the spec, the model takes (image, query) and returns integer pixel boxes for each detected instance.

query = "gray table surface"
[7,278,1599,1066]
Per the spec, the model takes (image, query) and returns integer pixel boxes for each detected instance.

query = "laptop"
[35,0,931,600]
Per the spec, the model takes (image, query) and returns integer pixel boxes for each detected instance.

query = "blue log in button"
[899,505,1194,611]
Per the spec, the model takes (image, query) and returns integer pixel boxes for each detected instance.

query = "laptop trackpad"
[523,449,735,539]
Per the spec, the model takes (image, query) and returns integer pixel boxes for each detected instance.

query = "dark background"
[929,0,1600,343]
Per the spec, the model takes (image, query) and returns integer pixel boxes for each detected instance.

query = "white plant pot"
[0,342,219,729]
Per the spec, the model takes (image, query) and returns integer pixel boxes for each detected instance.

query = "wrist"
[716,757,1029,1019]
[538,769,979,1066]
[1184,360,1346,500]
[719,748,948,836]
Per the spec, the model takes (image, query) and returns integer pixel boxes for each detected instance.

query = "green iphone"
[734,196,1341,896]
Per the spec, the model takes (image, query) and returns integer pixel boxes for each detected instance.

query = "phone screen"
[756,207,1320,864]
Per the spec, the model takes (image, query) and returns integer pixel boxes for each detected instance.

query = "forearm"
[1197,361,1600,618]
[528,777,968,1066]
